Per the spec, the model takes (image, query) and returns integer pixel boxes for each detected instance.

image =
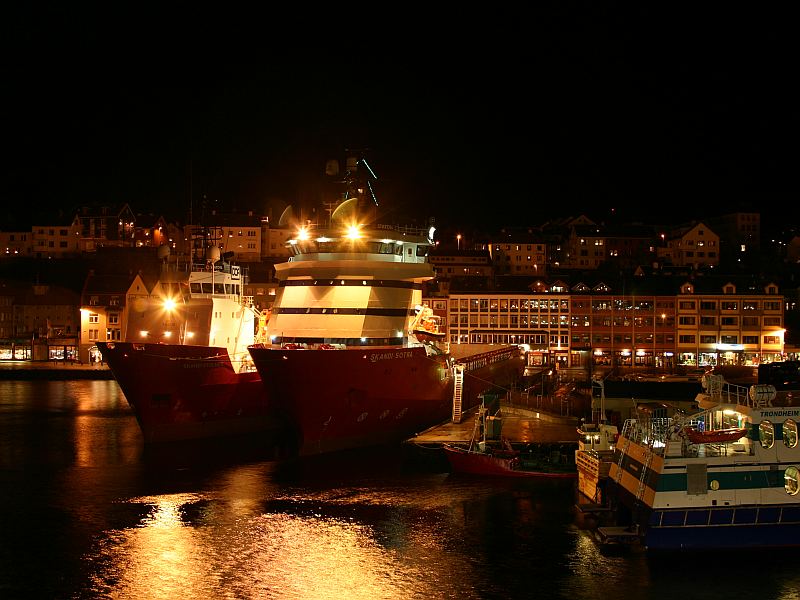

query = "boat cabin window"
[759,420,775,449]
[785,466,800,496]
[202,283,213,294]
[191,283,202,293]
[784,419,798,449]
[416,245,429,257]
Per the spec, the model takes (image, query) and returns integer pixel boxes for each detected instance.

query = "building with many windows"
[482,236,548,276]
[0,230,32,256]
[77,204,137,251]
[0,281,80,361]
[658,221,720,269]
[675,277,784,366]
[447,288,572,369]
[31,216,82,258]
[434,273,786,371]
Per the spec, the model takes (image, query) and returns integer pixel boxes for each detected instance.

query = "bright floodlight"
[297,226,310,241]
[163,298,176,311]
[346,224,362,240]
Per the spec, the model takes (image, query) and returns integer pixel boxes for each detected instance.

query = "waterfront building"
[703,211,761,261]
[79,271,139,364]
[204,211,263,262]
[263,224,294,259]
[427,248,492,295]
[434,272,786,370]
[445,281,571,369]
[31,215,82,258]
[657,221,720,269]
[479,230,547,276]
[0,230,32,257]
[0,280,80,361]
[568,279,677,371]
[76,203,137,252]
[675,276,784,366]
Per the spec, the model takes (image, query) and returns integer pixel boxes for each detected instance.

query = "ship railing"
[454,346,520,372]
[373,223,429,237]
[701,374,752,406]
[621,414,748,459]
[620,417,693,453]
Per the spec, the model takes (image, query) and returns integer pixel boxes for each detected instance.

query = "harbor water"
[2,380,799,599]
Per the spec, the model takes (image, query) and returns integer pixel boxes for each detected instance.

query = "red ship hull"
[97,341,278,443]
[443,444,577,479]
[248,344,524,455]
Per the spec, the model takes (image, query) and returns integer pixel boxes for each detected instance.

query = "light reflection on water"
[2,380,800,599]
[83,465,509,600]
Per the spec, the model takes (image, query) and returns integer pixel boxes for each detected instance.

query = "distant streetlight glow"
[457,234,461,250]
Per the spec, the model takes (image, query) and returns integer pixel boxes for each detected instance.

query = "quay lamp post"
[456,234,461,250]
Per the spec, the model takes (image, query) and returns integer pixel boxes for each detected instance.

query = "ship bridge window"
[201,283,213,293]
[190,283,202,294]
[759,420,775,449]
[785,466,800,496]
[214,283,225,294]
[416,245,429,257]
[784,419,798,448]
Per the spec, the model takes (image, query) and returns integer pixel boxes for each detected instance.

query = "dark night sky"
[3,6,798,237]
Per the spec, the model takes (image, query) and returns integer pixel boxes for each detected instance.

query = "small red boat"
[683,427,748,444]
[443,443,577,479]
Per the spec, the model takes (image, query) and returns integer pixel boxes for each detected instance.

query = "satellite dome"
[206,246,221,263]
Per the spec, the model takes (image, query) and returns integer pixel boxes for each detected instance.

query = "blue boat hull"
[644,504,800,549]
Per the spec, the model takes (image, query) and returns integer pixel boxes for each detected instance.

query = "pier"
[406,383,585,448]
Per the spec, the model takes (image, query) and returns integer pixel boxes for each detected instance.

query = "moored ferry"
[604,373,800,549]
[98,235,276,443]
[247,157,524,455]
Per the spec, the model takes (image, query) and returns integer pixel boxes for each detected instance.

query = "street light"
[456,234,461,250]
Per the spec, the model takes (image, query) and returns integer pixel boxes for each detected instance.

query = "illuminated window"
[759,420,775,449]
[784,419,798,449]
[785,466,799,496]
